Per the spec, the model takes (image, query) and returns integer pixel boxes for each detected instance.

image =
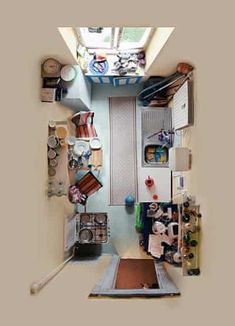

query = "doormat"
[109,97,137,205]
[115,259,159,289]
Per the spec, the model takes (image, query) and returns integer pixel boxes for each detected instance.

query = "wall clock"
[41,58,62,78]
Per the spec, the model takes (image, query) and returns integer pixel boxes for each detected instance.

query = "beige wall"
[58,27,79,63]
[1,1,234,325]
[146,26,196,76]
[145,27,175,73]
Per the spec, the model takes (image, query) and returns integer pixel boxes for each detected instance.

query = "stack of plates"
[74,140,89,156]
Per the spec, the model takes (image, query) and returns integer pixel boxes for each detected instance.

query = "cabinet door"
[138,167,171,203]
[64,214,77,254]
[61,65,91,110]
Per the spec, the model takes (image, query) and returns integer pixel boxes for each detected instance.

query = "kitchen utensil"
[80,213,91,224]
[95,213,107,225]
[78,228,93,243]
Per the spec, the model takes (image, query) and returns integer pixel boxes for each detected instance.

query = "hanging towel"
[77,171,102,196]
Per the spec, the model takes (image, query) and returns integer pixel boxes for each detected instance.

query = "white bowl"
[60,65,77,81]
[90,137,102,149]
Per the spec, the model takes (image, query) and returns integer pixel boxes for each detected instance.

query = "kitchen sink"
[141,107,172,167]
[144,144,169,166]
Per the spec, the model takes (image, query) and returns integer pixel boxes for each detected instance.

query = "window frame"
[78,27,114,49]
[118,27,153,50]
[76,27,155,53]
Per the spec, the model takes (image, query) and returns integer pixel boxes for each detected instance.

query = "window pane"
[79,27,112,48]
[119,27,151,50]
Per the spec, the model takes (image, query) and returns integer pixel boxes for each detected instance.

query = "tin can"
[49,158,58,167]
[47,135,59,148]
[48,167,56,177]
[47,148,57,159]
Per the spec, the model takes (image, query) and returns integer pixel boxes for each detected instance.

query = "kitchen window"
[76,27,154,53]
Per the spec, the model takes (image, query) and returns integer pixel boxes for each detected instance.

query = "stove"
[77,213,108,244]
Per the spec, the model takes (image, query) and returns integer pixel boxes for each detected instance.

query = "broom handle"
[30,249,75,295]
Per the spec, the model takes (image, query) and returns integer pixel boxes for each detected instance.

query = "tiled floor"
[85,83,147,258]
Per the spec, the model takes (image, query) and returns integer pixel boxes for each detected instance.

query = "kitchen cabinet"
[61,65,91,110]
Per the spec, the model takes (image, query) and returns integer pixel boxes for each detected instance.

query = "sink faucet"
[147,129,163,140]
[147,129,174,147]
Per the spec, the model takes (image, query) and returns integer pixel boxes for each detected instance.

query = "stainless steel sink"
[144,144,169,166]
[141,107,172,167]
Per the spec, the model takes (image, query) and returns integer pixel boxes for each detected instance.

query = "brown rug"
[115,259,159,289]
[109,97,137,205]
